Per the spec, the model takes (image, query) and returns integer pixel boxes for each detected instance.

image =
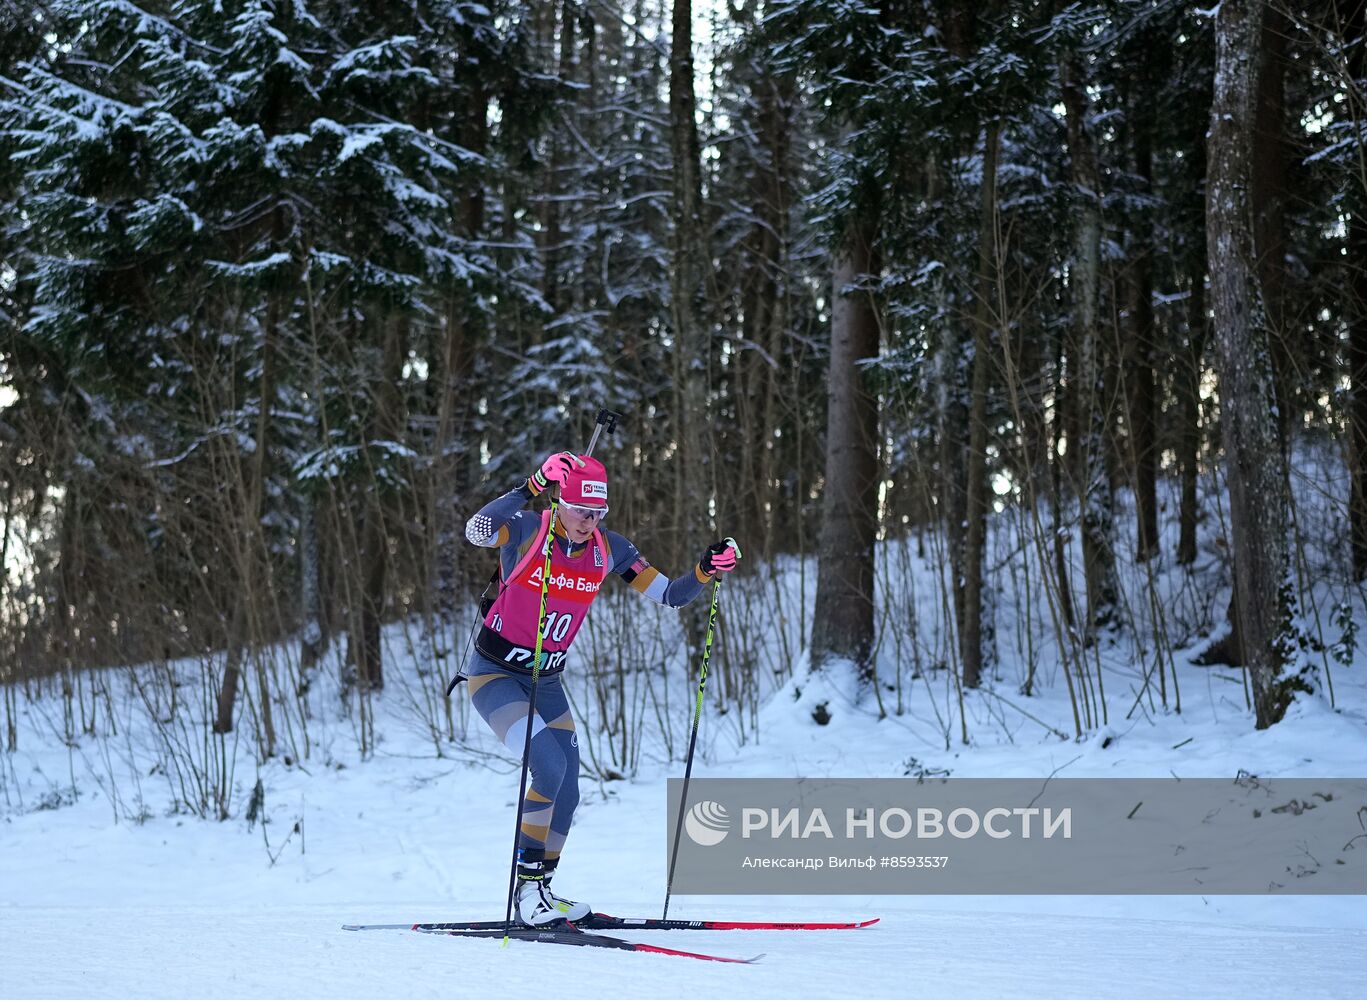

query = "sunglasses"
[560,500,609,521]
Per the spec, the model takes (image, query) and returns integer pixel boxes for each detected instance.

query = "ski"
[343,913,878,933]
[344,923,761,963]
[583,912,879,932]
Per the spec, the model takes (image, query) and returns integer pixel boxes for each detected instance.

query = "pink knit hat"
[562,455,608,507]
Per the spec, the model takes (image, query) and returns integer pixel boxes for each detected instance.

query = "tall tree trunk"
[1127,108,1159,562]
[735,63,794,556]
[1342,0,1367,579]
[249,297,277,754]
[934,5,978,656]
[214,618,244,735]
[734,183,776,546]
[1050,361,1077,633]
[669,0,712,639]
[1252,5,1292,440]
[810,212,880,686]
[1044,298,1078,631]
[961,122,1000,689]
[350,317,406,692]
[432,306,470,620]
[540,1,576,315]
[298,490,327,692]
[434,80,487,617]
[1062,52,1119,632]
[1011,317,1047,510]
[214,294,277,746]
[1177,261,1208,566]
[1178,104,1212,569]
[930,145,969,654]
[1207,0,1297,728]
[353,498,385,692]
[214,66,289,740]
[54,484,79,674]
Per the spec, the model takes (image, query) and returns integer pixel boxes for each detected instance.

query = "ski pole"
[502,408,620,941]
[663,537,740,920]
[583,407,621,458]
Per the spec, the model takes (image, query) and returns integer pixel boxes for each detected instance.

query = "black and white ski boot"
[515,860,591,926]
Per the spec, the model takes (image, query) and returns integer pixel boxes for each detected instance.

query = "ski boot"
[515,859,591,926]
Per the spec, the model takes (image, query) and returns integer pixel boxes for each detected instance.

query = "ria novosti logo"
[683,801,1072,844]
[684,801,731,846]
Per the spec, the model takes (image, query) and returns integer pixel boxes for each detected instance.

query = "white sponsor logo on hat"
[581,480,608,499]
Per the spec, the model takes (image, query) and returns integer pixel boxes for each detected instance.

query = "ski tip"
[858,917,881,927]
[340,923,424,932]
[633,942,764,964]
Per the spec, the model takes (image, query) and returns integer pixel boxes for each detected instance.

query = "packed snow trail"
[4,903,1362,999]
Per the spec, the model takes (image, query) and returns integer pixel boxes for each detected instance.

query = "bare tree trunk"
[53,483,80,689]
[810,213,880,686]
[209,69,296,746]
[1207,0,1297,729]
[350,317,406,692]
[214,295,277,748]
[1178,94,1211,568]
[298,491,327,690]
[933,6,978,659]
[670,0,708,505]
[1177,261,1208,567]
[1127,110,1159,563]
[1253,5,1292,440]
[540,0,576,315]
[1342,0,1367,579]
[961,122,1000,689]
[250,300,278,755]
[930,152,969,655]
[1050,337,1077,631]
[0,479,12,748]
[433,83,486,618]
[1062,52,1119,633]
[669,0,713,652]
[733,64,792,554]
[214,608,244,734]
[760,70,796,557]
[1012,318,1047,510]
[353,498,385,692]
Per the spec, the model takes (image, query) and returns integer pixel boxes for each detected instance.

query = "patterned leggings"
[467,651,580,862]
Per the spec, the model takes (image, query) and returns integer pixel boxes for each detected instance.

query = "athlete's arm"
[605,531,709,609]
[465,483,539,549]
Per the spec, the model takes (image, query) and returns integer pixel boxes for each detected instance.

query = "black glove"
[699,538,741,575]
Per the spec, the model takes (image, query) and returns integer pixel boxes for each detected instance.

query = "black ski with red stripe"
[352,913,880,933]
[344,923,761,963]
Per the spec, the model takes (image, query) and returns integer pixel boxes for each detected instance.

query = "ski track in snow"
[3,904,1363,999]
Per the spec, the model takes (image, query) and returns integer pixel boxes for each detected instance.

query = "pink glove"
[530,451,585,494]
[700,538,741,575]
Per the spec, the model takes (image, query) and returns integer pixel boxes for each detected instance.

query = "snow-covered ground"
[5,641,1366,998]
[5,459,1367,997]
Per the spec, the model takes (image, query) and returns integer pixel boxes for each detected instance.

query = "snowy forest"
[2,0,1367,811]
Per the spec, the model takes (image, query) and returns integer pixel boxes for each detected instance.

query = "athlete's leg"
[466,653,570,859]
[467,654,586,923]
[526,676,579,861]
